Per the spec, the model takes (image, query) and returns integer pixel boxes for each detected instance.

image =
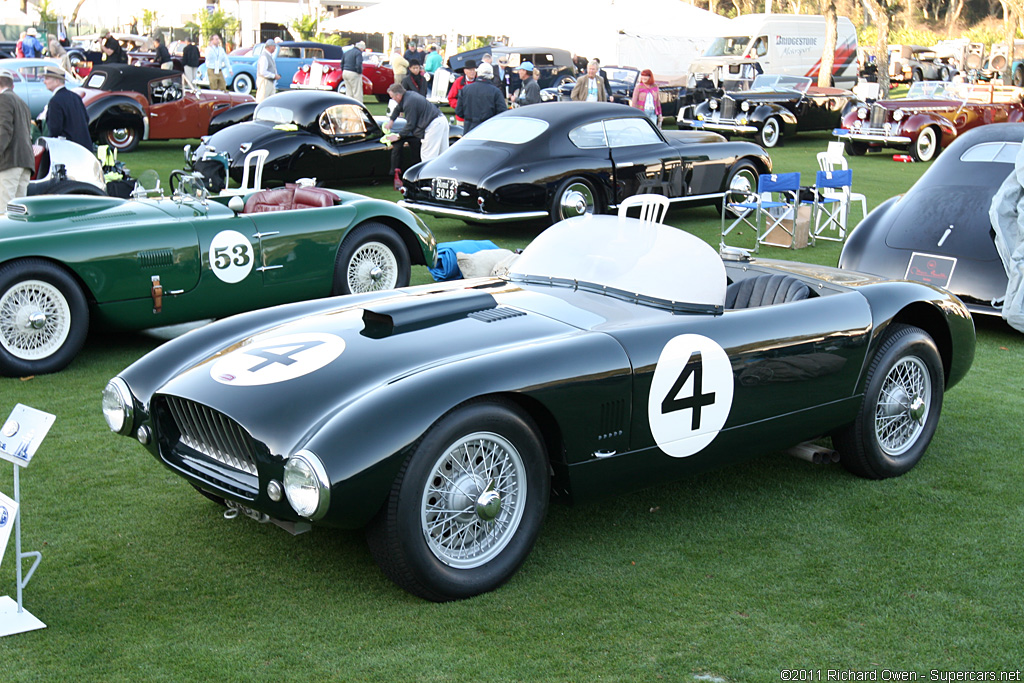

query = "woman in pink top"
[631,68,662,128]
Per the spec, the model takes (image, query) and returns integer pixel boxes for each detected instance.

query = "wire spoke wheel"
[0,279,72,361]
[874,356,931,456]
[346,241,399,292]
[421,431,527,569]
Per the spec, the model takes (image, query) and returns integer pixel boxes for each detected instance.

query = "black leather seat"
[725,274,811,309]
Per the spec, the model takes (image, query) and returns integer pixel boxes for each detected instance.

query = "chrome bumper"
[397,200,549,223]
[289,84,332,91]
[684,118,758,134]
[834,128,911,144]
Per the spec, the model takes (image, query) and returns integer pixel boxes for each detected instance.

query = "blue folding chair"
[807,169,853,244]
[721,172,801,253]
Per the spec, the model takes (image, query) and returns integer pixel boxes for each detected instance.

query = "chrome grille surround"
[163,396,259,476]
[870,104,887,129]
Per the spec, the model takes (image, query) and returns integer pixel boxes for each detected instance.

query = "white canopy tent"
[321,0,730,77]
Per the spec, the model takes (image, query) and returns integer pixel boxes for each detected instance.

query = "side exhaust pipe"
[785,442,840,465]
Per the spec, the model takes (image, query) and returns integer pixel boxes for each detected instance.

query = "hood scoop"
[3,195,127,222]
[362,290,498,338]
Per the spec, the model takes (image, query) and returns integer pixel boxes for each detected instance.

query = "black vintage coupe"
[839,123,1021,317]
[682,74,859,148]
[189,91,462,189]
[399,102,771,223]
[105,215,974,601]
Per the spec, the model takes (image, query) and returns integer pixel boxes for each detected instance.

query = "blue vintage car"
[2,58,82,117]
[195,41,347,94]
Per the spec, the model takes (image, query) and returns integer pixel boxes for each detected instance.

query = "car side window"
[150,76,183,103]
[17,67,41,83]
[603,118,661,148]
[304,48,323,59]
[319,104,370,137]
[569,122,608,149]
[278,47,301,59]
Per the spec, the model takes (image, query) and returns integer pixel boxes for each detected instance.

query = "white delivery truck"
[687,14,859,89]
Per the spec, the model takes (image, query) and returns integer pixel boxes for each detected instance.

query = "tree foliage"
[291,13,322,40]
[184,8,240,42]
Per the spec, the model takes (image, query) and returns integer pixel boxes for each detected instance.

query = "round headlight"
[709,100,718,110]
[284,451,330,520]
[857,106,868,119]
[102,378,133,435]
[893,109,904,121]
[740,101,750,112]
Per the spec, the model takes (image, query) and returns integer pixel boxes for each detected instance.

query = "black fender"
[86,96,145,135]
[209,103,256,134]
[750,104,799,128]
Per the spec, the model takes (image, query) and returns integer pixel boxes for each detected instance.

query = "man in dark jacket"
[401,61,429,97]
[0,69,35,212]
[384,83,450,189]
[42,66,92,150]
[154,36,172,69]
[456,62,506,133]
[181,36,201,84]
[341,41,364,102]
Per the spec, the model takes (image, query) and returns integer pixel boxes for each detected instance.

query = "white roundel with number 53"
[648,334,734,458]
[209,230,255,284]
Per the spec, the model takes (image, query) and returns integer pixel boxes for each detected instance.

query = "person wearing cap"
[391,46,409,85]
[41,66,92,150]
[402,61,428,97]
[515,61,540,106]
[22,28,43,59]
[424,44,442,79]
[494,55,509,95]
[205,35,232,90]
[447,59,477,120]
[456,62,506,134]
[571,60,607,102]
[181,36,201,84]
[384,83,449,190]
[341,40,365,102]
[0,69,34,213]
[255,40,280,102]
[404,42,419,66]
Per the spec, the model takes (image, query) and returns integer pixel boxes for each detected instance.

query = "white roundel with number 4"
[648,334,734,458]
[209,230,255,284]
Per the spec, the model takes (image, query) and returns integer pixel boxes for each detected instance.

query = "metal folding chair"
[221,149,268,196]
[618,193,670,224]
[721,172,801,253]
[807,169,853,243]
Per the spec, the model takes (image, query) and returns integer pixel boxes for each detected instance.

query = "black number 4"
[661,351,716,430]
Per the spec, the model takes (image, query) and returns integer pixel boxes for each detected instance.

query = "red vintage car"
[291,53,394,103]
[835,80,1024,161]
[77,64,256,152]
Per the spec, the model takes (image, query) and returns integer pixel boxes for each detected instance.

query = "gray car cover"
[989,142,1024,333]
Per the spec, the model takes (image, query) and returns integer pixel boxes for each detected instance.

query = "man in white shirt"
[205,35,232,91]
[255,40,280,102]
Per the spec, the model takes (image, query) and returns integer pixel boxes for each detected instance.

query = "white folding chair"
[807,169,852,243]
[721,172,801,253]
[618,193,670,224]
[816,149,867,228]
[221,149,268,196]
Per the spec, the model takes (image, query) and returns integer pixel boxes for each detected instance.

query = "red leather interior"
[242,185,338,214]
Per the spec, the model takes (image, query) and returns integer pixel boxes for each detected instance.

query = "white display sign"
[0,491,17,571]
[0,405,56,468]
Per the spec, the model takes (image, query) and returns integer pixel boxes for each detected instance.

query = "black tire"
[0,259,89,377]
[911,68,924,83]
[911,126,940,162]
[549,176,600,223]
[832,324,944,479]
[1014,65,1024,87]
[366,400,550,601]
[232,73,253,93]
[939,66,951,82]
[103,125,141,153]
[332,221,411,295]
[716,160,759,217]
[758,116,782,148]
[845,140,868,156]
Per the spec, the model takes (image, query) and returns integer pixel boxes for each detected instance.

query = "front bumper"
[290,83,333,91]
[398,199,549,223]
[683,117,758,134]
[834,127,911,145]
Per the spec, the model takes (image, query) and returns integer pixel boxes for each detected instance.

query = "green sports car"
[0,181,436,377]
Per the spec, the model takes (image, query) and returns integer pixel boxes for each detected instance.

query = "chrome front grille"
[163,396,259,476]
[870,104,887,128]
[721,97,737,119]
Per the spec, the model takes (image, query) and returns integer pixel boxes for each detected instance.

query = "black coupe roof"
[253,90,367,126]
[448,46,573,71]
[82,63,183,95]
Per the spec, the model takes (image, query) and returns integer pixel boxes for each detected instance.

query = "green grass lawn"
[1,121,1022,682]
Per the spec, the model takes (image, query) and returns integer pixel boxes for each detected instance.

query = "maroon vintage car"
[835,80,1024,161]
[291,52,394,103]
[77,63,256,152]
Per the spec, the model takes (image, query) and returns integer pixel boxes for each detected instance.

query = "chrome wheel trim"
[761,118,780,147]
[0,279,72,361]
[558,182,595,219]
[233,74,253,93]
[874,356,931,456]
[916,129,937,161]
[726,167,756,204]
[420,431,527,569]
[108,128,134,146]
[346,241,398,292]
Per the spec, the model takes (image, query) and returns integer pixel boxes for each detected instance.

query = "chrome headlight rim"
[102,377,134,435]
[893,109,904,121]
[283,450,331,521]
[709,99,719,110]
[857,106,868,119]
[740,100,750,112]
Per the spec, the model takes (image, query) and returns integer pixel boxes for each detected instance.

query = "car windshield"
[704,36,752,57]
[603,68,638,87]
[905,81,958,100]
[750,74,812,93]
[508,215,726,310]
[462,116,549,144]
[255,106,297,124]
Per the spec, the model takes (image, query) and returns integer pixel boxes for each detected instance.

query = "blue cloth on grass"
[428,239,499,281]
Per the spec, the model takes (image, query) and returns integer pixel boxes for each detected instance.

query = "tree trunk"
[862,0,892,92]
[946,0,965,36]
[69,0,89,24]
[819,0,838,87]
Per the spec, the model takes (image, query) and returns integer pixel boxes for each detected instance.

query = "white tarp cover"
[988,143,1024,332]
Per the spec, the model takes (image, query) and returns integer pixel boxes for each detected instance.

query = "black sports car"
[838,122,1021,317]
[105,215,974,601]
[682,74,859,148]
[189,91,462,189]
[399,101,771,224]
